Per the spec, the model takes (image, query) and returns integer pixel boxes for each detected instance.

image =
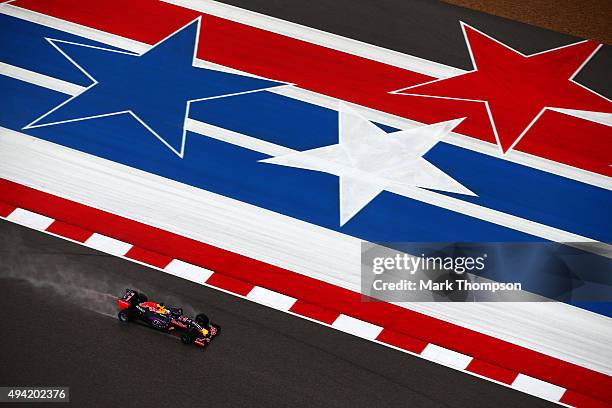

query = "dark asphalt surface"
[0,220,557,407]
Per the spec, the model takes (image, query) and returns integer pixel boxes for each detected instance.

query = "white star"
[261,104,476,226]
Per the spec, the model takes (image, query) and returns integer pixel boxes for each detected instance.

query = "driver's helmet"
[156,303,168,314]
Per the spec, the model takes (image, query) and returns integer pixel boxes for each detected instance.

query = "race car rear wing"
[117,289,139,310]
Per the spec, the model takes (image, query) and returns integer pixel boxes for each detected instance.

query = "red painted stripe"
[125,246,173,269]
[513,110,612,177]
[375,329,428,354]
[11,0,612,176]
[205,273,254,296]
[561,390,612,408]
[466,359,518,385]
[0,202,17,217]
[46,220,93,242]
[289,300,339,325]
[1,178,610,403]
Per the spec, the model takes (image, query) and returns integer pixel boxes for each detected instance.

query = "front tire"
[118,310,131,323]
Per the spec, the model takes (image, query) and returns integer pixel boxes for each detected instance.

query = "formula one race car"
[117,289,220,348]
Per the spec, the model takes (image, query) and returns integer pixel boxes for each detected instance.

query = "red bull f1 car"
[117,289,220,348]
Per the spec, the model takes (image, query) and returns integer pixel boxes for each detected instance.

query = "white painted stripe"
[160,0,464,78]
[0,61,85,95]
[551,107,612,127]
[84,233,132,256]
[247,286,297,311]
[2,6,609,189]
[6,208,54,230]
[512,374,566,402]
[185,119,294,157]
[332,314,383,340]
[2,127,612,376]
[505,147,612,191]
[420,343,473,370]
[164,259,214,283]
[1,5,150,54]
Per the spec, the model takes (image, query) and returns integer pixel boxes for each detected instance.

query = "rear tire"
[118,310,131,323]
[137,292,148,303]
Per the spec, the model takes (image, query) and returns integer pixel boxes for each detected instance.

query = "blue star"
[24,17,287,157]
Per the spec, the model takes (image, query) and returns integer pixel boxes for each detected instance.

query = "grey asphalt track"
[0,220,556,407]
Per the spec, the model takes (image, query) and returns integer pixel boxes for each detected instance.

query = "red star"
[393,23,611,153]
